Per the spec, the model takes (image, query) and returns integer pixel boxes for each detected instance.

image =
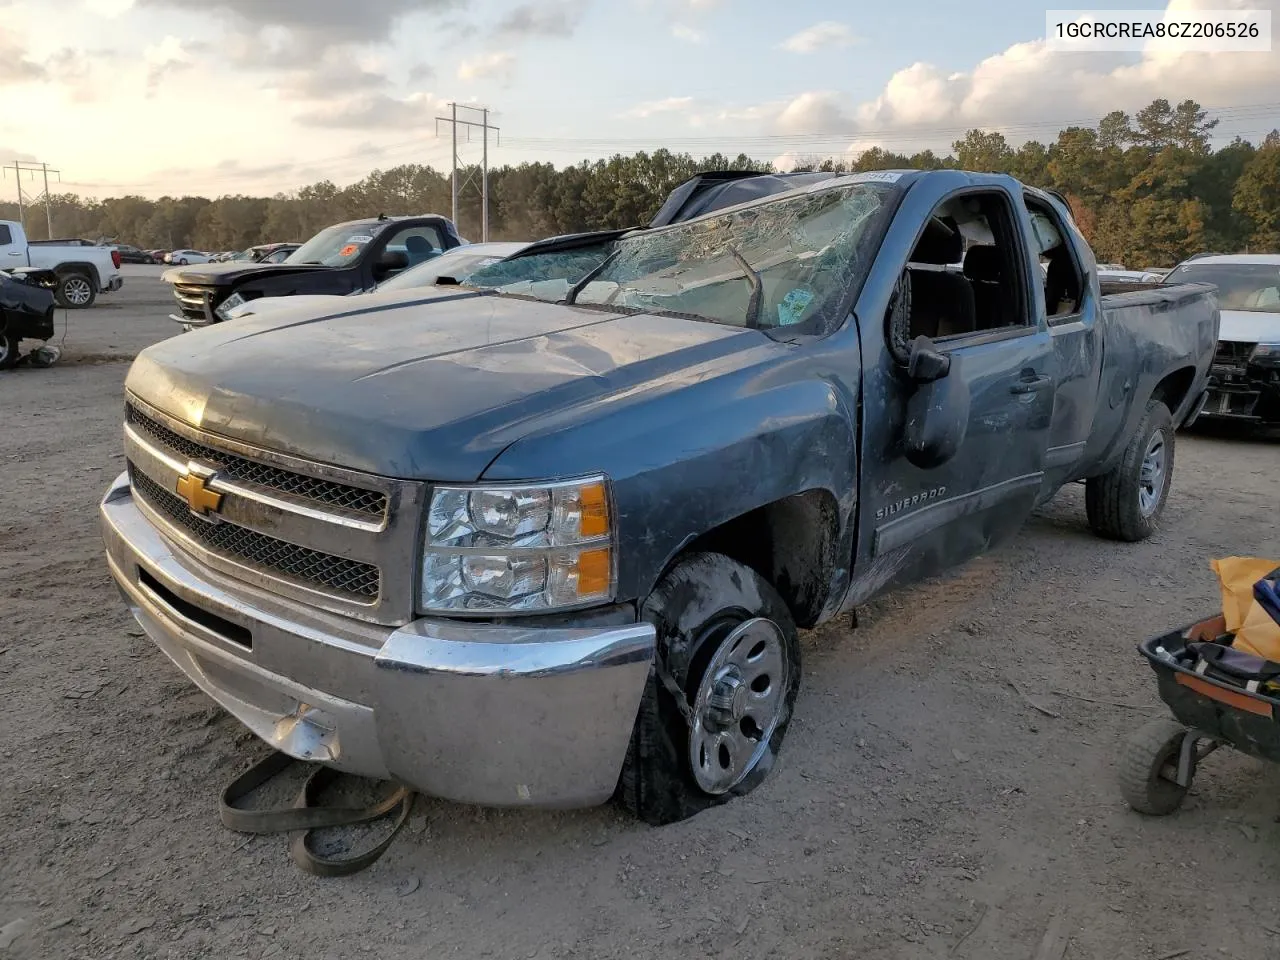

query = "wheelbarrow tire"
[1120,718,1193,815]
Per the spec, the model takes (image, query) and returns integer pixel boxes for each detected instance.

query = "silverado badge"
[176,465,223,518]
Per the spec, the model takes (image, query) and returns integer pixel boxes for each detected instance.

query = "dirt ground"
[3,270,1280,960]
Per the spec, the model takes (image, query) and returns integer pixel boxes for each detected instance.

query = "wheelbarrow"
[1122,607,1280,815]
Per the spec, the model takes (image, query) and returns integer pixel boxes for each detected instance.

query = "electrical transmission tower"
[434,104,499,241]
[5,161,61,239]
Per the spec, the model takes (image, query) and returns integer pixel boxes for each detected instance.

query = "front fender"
[482,364,859,608]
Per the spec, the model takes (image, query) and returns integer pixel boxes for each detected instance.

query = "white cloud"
[622,96,694,118]
[780,21,858,54]
[672,23,702,42]
[457,51,516,81]
[775,91,854,133]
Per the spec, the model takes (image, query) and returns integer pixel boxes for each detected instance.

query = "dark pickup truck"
[102,169,1217,827]
[162,214,464,327]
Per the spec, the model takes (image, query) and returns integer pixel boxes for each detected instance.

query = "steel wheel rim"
[688,617,790,795]
[0,336,11,364]
[1138,430,1166,517]
[63,277,91,305]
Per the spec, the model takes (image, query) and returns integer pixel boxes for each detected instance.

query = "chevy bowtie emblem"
[176,466,223,517]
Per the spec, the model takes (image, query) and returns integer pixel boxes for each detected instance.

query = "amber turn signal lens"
[578,482,610,538]
[575,547,611,597]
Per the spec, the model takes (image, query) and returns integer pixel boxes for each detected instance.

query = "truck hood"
[162,261,332,286]
[125,291,766,481]
[1219,309,1280,344]
[233,292,351,318]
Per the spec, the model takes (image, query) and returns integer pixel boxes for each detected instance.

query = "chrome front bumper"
[100,472,656,808]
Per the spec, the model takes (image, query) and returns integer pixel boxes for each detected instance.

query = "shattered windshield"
[462,243,616,295]
[468,182,894,333]
[1165,262,1280,313]
[285,222,381,267]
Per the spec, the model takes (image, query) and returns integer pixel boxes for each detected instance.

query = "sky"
[0,0,1277,199]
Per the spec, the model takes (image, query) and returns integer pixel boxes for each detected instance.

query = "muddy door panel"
[850,328,1055,604]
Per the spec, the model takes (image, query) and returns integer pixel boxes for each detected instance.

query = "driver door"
[850,187,1056,603]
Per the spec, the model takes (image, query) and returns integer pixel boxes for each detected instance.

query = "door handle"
[1009,374,1051,394]
[6,251,22,256]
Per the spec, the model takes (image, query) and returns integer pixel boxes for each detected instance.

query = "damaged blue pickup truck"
[101,169,1218,825]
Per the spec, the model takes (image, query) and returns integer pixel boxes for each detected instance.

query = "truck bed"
[1073,280,1218,479]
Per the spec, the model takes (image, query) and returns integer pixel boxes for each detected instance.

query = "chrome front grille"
[121,394,424,624]
[130,467,381,601]
[126,403,388,519]
[172,284,213,322]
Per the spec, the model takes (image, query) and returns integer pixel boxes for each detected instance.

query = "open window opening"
[903,191,1030,341]
[1025,200,1084,320]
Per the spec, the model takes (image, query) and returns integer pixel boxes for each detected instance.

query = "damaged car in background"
[102,169,1217,828]
[1162,254,1280,427]
[0,267,59,370]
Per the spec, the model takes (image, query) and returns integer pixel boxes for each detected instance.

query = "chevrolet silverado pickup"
[0,221,123,308]
[102,169,1218,826]
[162,214,464,328]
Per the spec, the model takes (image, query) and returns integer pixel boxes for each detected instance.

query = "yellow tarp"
[1211,556,1280,660]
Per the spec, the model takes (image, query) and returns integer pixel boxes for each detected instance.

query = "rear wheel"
[1086,399,1173,541]
[55,271,96,309]
[0,332,18,370]
[615,552,801,825]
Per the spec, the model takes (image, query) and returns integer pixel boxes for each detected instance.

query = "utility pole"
[5,160,60,238]
[41,162,53,240]
[481,108,489,242]
[450,102,458,225]
[434,104,499,241]
[12,162,23,228]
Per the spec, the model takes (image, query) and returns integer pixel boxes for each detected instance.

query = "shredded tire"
[614,552,801,826]
[1086,399,1173,542]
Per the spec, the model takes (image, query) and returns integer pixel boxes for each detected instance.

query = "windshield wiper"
[564,250,621,305]
[726,245,763,330]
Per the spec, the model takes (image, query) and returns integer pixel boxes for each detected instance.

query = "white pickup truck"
[0,220,123,308]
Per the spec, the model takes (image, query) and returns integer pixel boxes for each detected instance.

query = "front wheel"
[177,258,188,265]
[55,271,96,309]
[1086,399,1174,541]
[615,552,801,826]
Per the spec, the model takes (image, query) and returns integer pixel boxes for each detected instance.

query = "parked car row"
[112,169,1224,831]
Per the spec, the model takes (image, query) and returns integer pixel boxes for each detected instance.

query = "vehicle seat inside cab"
[906,217,976,339]
[404,235,440,267]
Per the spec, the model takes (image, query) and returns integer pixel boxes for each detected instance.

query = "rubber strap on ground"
[219,750,415,877]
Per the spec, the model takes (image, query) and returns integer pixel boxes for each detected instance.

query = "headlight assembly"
[215,292,247,320]
[420,476,614,614]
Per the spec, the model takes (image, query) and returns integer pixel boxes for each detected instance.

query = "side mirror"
[902,336,969,469]
[376,249,409,274]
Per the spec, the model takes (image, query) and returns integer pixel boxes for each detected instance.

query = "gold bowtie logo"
[176,470,223,516]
